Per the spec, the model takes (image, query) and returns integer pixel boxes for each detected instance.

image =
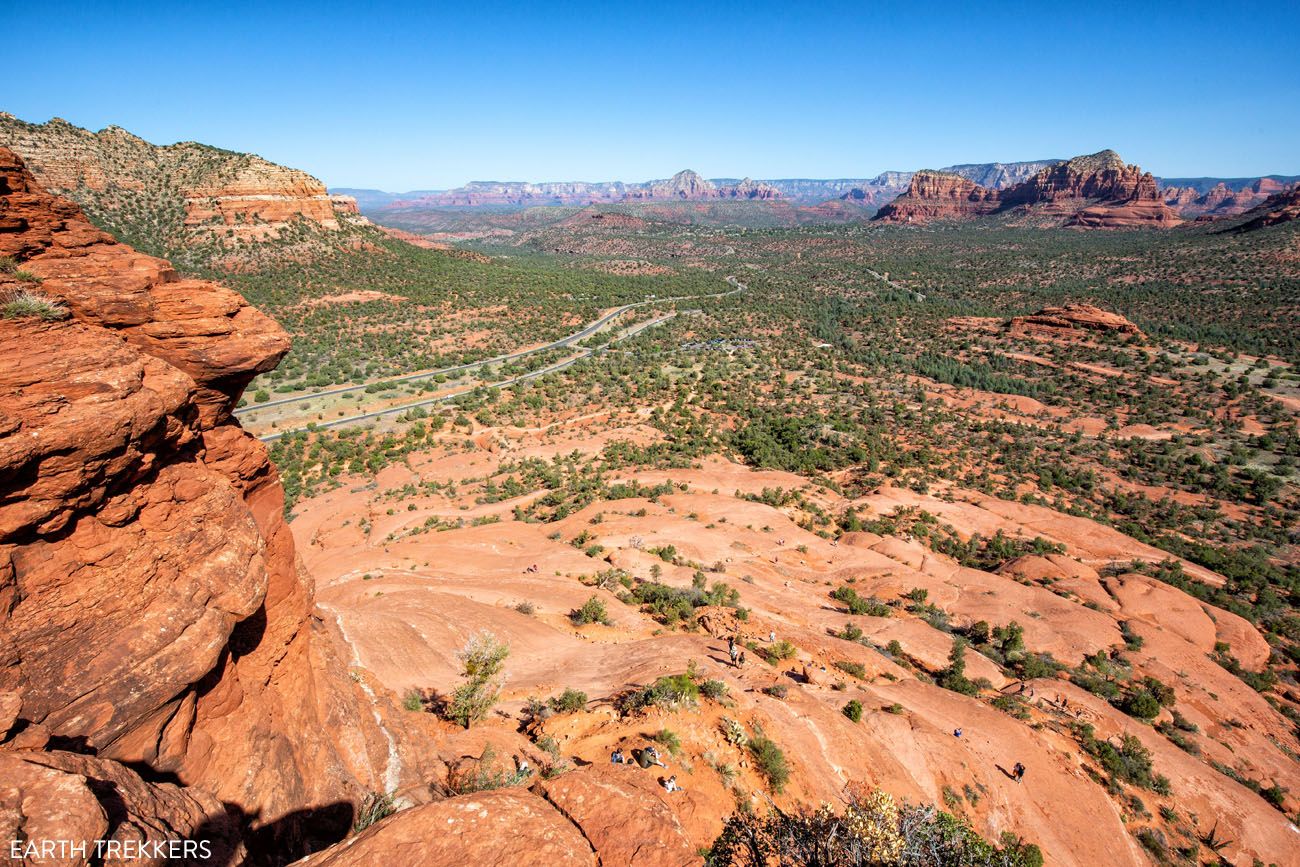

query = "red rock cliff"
[875,150,1181,228]
[0,147,417,863]
[873,170,1000,222]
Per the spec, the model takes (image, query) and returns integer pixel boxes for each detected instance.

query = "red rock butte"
[875,150,1183,228]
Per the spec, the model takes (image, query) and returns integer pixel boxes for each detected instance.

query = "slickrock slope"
[0,113,361,248]
[0,147,425,863]
[285,405,1300,867]
[0,148,791,867]
[875,150,1182,228]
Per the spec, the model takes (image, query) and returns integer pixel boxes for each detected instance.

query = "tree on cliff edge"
[449,631,510,728]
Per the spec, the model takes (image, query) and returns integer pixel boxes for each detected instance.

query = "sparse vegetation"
[447,631,510,728]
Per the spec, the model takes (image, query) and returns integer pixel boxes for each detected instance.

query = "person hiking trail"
[1012,762,1026,783]
[663,775,682,793]
[729,644,740,667]
[611,748,626,764]
[645,745,667,768]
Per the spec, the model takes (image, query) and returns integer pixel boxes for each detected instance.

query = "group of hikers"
[610,744,681,793]
[727,635,746,667]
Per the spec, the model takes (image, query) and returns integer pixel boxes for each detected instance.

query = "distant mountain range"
[340,163,1300,219]
[335,162,1065,210]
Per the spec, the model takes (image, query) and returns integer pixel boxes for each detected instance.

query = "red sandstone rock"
[0,147,414,860]
[293,789,597,867]
[1230,184,1300,233]
[875,150,1182,228]
[1006,303,1144,340]
[0,751,241,866]
[873,170,1000,223]
[0,114,357,245]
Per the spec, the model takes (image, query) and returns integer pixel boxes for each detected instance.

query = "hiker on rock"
[663,775,682,793]
[611,748,626,764]
[1012,762,1025,783]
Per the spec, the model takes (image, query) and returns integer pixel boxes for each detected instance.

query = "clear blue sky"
[8,0,1297,190]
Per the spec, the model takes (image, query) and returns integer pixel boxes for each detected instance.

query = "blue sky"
[8,0,1297,190]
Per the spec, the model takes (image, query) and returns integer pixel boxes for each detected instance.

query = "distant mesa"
[1007,303,1145,340]
[875,150,1182,229]
[385,170,782,208]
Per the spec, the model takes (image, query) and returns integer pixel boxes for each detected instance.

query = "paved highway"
[238,277,743,416]
[256,277,744,442]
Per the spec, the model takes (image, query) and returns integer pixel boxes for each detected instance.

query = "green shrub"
[448,631,510,728]
[700,679,729,701]
[619,672,699,714]
[353,791,395,832]
[1,289,67,321]
[654,727,682,756]
[547,687,588,714]
[767,640,797,661]
[748,735,790,793]
[837,622,864,641]
[830,585,890,617]
[843,699,863,722]
[571,594,612,626]
[834,660,866,679]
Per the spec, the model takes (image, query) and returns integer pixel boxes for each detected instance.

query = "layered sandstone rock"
[294,767,698,867]
[0,751,242,866]
[1229,184,1300,233]
[0,114,358,245]
[1165,177,1296,218]
[875,150,1182,228]
[0,147,414,863]
[1006,303,1145,340]
[873,170,1000,222]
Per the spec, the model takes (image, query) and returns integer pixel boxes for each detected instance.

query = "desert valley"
[2,19,1299,866]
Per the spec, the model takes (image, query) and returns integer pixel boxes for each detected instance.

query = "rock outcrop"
[1160,175,1300,218]
[0,147,411,863]
[875,150,1182,228]
[873,170,1001,222]
[0,113,362,246]
[1006,303,1145,340]
[1226,184,1300,233]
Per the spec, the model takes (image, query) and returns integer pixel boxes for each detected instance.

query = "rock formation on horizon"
[1223,183,1300,233]
[875,150,1183,228]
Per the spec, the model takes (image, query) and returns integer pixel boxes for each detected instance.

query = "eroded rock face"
[1006,303,1145,340]
[0,147,405,862]
[0,114,358,244]
[873,170,1000,222]
[875,150,1182,228]
[0,751,242,866]
[293,789,597,867]
[1229,184,1300,233]
[385,170,782,207]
